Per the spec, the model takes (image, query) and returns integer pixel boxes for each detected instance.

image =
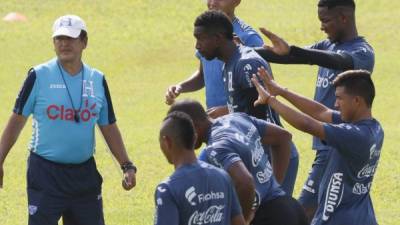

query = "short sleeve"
[243,33,264,47]
[247,115,269,137]
[13,68,38,117]
[331,110,343,124]
[97,77,116,125]
[207,140,242,170]
[323,122,369,163]
[235,59,272,89]
[154,184,179,225]
[306,40,327,50]
[344,46,375,72]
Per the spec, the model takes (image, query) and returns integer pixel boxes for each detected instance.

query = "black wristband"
[121,161,137,173]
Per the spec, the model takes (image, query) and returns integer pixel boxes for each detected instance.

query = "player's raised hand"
[256,67,286,96]
[165,85,182,105]
[251,72,271,106]
[259,28,290,56]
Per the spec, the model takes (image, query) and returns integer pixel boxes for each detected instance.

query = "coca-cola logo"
[252,138,264,167]
[357,163,378,179]
[188,205,224,225]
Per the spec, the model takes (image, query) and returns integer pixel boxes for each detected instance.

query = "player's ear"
[234,0,241,7]
[353,95,364,107]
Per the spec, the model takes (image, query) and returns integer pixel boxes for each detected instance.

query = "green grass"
[0,0,399,224]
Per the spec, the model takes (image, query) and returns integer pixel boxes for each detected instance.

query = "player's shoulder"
[198,160,227,175]
[233,17,254,33]
[83,63,106,80]
[236,48,266,71]
[233,18,262,41]
[32,58,58,77]
[307,39,331,50]
[155,177,173,195]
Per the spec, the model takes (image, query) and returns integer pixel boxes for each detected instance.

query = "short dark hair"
[79,30,88,40]
[168,99,208,125]
[163,111,196,150]
[333,70,375,107]
[194,10,233,40]
[318,0,355,9]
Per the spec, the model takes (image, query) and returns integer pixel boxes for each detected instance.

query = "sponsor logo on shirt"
[357,163,379,179]
[256,165,272,184]
[251,138,264,167]
[185,186,225,206]
[185,186,197,206]
[49,84,66,89]
[188,205,224,225]
[46,100,97,122]
[352,182,372,195]
[316,71,335,89]
[369,144,380,159]
[323,172,344,221]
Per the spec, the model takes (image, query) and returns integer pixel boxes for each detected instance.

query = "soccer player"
[255,0,375,219]
[252,67,383,225]
[0,15,136,225]
[168,99,308,225]
[154,111,245,225]
[192,9,300,196]
[165,0,264,117]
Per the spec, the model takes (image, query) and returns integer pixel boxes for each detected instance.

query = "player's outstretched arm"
[227,161,256,224]
[256,28,354,70]
[256,67,333,123]
[99,123,136,190]
[251,71,327,140]
[165,63,205,105]
[0,113,27,188]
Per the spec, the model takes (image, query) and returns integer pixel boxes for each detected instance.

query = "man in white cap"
[0,15,136,225]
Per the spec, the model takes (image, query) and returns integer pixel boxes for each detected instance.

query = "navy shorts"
[298,149,330,208]
[27,153,104,225]
[251,195,308,225]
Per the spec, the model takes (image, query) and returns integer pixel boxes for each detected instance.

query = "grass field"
[0,0,399,224]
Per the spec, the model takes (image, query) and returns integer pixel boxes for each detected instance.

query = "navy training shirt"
[309,37,375,150]
[154,161,242,225]
[203,113,285,208]
[312,112,384,225]
[222,45,280,125]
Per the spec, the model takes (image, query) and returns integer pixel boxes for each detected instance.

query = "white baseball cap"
[52,15,87,38]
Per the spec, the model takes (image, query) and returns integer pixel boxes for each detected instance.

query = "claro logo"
[47,101,97,122]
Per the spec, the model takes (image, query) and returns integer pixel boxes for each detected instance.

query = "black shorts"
[27,153,104,225]
[251,195,308,225]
